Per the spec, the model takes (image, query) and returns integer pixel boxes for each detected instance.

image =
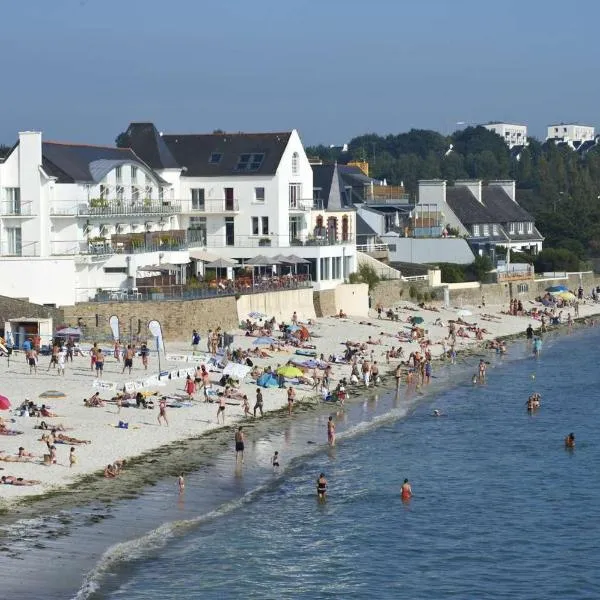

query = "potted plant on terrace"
[258,237,271,247]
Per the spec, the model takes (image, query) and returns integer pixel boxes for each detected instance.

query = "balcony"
[0,201,35,217]
[180,198,240,214]
[0,241,39,257]
[50,199,182,217]
[202,233,355,249]
[289,198,315,212]
[364,186,410,204]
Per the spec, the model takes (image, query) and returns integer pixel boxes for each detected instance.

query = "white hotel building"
[0,125,356,306]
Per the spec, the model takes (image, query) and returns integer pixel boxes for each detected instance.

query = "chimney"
[418,179,447,206]
[455,179,482,203]
[488,180,516,202]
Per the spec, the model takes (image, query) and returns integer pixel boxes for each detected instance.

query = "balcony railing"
[289,198,315,211]
[50,199,182,217]
[0,201,34,216]
[180,198,240,213]
[364,186,410,203]
[203,234,355,248]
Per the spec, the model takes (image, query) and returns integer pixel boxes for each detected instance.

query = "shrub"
[348,263,381,291]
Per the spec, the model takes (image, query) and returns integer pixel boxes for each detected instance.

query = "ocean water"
[2,328,600,599]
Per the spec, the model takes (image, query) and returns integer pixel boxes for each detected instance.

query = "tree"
[534,248,580,273]
[348,262,380,291]
[0,144,11,159]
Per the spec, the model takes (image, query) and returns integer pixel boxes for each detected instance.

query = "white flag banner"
[148,320,165,354]
[109,315,120,341]
[92,379,117,391]
[166,353,189,363]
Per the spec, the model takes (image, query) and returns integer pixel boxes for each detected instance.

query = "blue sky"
[1,0,598,146]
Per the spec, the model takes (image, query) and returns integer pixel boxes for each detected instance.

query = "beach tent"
[222,363,251,379]
[55,327,82,337]
[546,285,568,293]
[276,365,304,378]
[257,373,279,388]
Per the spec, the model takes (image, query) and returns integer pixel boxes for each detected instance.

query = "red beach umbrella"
[0,395,11,410]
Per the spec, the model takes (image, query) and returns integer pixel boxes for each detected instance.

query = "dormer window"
[518,222,524,234]
[209,152,222,164]
[527,222,533,234]
[292,151,299,175]
[235,153,265,172]
[483,224,489,237]
[473,224,480,237]
[509,222,515,234]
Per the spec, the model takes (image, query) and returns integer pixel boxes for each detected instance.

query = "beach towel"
[295,349,317,357]
[0,430,23,436]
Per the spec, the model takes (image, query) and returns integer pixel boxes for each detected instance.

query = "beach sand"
[1,298,597,505]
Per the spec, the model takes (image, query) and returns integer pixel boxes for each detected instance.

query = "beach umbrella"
[410,316,425,325]
[39,390,67,399]
[0,395,10,410]
[546,285,568,293]
[288,324,302,332]
[276,365,304,378]
[456,309,473,317]
[253,336,276,346]
[557,291,576,301]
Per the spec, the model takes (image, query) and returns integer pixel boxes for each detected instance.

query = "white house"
[547,123,595,144]
[482,122,528,149]
[0,125,356,306]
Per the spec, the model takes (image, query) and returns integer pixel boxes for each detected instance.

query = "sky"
[2,0,599,147]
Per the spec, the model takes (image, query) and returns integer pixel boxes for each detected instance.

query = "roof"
[123,123,180,170]
[356,214,378,238]
[445,186,495,224]
[481,186,534,222]
[41,142,160,184]
[124,124,292,177]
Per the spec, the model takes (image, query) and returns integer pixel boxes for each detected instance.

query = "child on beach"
[57,350,66,376]
[69,447,77,468]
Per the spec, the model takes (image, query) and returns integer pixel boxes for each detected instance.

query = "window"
[159,187,164,201]
[518,222,524,234]
[251,217,259,236]
[99,184,108,199]
[517,283,529,294]
[292,151,299,175]
[261,216,269,235]
[509,222,515,234]
[131,166,137,181]
[492,224,499,236]
[289,183,301,208]
[104,267,127,274]
[6,227,22,255]
[209,152,222,164]
[482,224,489,237]
[235,153,265,171]
[191,188,205,210]
[254,187,265,203]
[188,217,207,245]
[115,166,122,182]
[473,224,480,237]
[527,222,533,233]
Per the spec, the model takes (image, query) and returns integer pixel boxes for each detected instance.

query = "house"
[482,122,528,149]
[547,123,595,144]
[438,179,544,260]
[120,123,357,289]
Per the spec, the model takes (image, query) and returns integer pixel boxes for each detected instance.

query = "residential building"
[0,126,356,306]
[125,123,356,290]
[483,122,528,149]
[547,123,595,144]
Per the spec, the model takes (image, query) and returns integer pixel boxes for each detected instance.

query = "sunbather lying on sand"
[85,392,105,407]
[1,476,41,486]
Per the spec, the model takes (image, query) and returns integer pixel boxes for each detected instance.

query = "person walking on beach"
[317,473,327,501]
[47,343,59,371]
[57,349,66,376]
[401,478,413,500]
[371,361,380,386]
[66,338,74,362]
[140,342,149,370]
[122,345,134,375]
[191,329,200,351]
[90,342,98,371]
[327,416,336,446]
[287,386,296,415]
[254,387,264,417]
[158,396,169,426]
[235,427,245,463]
[113,340,120,362]
[27,347,37,374]
[95,349,104,379]
[217,395,226,424]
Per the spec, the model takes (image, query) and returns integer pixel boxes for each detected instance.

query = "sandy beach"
[1,297,598,505]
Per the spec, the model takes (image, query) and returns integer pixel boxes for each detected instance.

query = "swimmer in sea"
[565,433,575,449]
[433,409,441,417]
[272,451,280,469]
[178,473,185,493]
[317,472,327,501]
[401,478,412,500]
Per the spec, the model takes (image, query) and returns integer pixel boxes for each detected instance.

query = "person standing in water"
[401,478,413,500]
[565,433,575,449]
[317,472,327,501]
[478,359,487,382]
[178,473,185,493]
[235,427,245,463]
[327,416,336,447]
[272,451,280,469]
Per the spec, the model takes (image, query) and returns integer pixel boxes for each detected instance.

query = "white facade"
[0,129,356,305]
[483,122,528,148]
[547,123,595,143]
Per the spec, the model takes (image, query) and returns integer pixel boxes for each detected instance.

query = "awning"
[205,257,239,268]
[189,249,221,262]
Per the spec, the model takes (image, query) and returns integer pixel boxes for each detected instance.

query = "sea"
[1,326,600,600]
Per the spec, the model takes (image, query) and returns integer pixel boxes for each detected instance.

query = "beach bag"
[117,421,129,429]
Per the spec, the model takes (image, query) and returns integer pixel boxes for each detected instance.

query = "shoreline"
[1,298,598,516]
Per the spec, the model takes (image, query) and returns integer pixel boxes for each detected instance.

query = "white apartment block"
[483,122,528,148]
[0,126,357,306]
[547,123,595,143]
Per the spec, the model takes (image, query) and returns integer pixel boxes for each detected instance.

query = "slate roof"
[312,164,338,208]
[312,163,362,210]
[481,186,534,222]
[445,186,494,224]
[356,214,378,238]
[159,131,291,177]
[123,123,180,170]
[41,142,157,184]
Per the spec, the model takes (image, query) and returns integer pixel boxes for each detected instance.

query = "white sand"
[1,298,597,504]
